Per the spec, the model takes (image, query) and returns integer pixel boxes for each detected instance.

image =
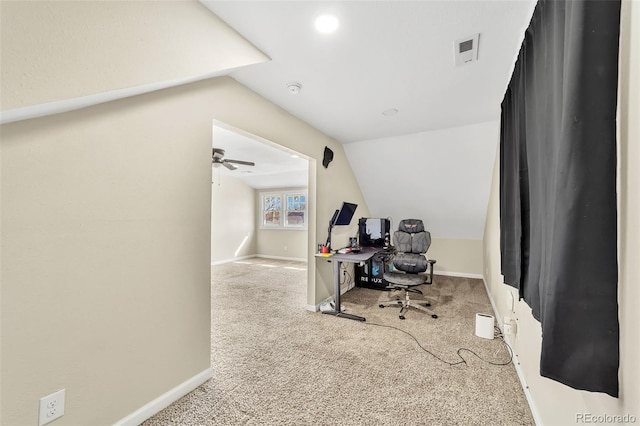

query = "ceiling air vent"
[455,33,479,66]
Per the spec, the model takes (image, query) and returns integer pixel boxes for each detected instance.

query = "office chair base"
[379,295,438,320]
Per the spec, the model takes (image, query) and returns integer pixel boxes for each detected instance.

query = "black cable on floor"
[364,321,514,367]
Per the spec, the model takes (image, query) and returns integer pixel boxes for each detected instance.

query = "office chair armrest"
[425,259,436,284]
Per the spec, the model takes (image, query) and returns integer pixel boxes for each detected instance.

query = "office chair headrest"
[398,219,425,233]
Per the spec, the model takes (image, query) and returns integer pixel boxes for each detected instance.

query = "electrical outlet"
[503,316,517,338]
[39,389,65,426]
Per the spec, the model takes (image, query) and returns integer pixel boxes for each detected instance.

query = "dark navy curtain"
[500,0,621,397]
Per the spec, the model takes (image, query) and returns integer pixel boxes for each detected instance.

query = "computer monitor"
[325,202,358,249]
[332,202,358,226]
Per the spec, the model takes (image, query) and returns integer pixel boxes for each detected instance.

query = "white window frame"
[261,192,283,228]
[260,190,307,230]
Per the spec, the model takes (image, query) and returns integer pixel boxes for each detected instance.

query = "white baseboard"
[212,254,309,266]
[481,277,543,426]
[256,254,308,263]
[211,255,255,266]
[506,336,543,426]
[434,270,484,279]
[114,368,213,426]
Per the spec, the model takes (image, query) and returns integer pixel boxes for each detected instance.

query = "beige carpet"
[143,258,534,425]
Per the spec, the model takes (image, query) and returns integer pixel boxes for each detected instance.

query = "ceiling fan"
[212,148,255,170]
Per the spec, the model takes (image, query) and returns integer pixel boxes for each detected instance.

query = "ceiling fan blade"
[225,159,255,166]
[223,162,238,170]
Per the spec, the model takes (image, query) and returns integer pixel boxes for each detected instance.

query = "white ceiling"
[203,1,536,238]
[202,0,535,144]
[212,125,308,190]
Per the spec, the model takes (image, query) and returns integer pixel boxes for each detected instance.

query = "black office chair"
[379,219,438,320]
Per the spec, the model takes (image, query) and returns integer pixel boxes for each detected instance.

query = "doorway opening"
[210,121,314,305]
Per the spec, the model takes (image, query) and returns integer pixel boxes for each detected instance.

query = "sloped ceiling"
[212,125,308,190]
[202,0,535,143]
[0,1,268,112]
[344,121,499,239]
[202,1,536,240]
[2,1,536,239]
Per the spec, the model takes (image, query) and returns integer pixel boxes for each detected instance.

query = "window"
[285,193,306,227]
[261,190,307,229]
[262,194,282,227]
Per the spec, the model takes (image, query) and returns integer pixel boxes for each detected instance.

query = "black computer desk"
[316,246,384,321]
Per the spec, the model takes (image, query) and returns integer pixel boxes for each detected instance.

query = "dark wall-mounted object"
[322,146,334,168]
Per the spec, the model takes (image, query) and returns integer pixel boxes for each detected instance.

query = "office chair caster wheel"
[425,302,431,307]
[431,314,438,319]
[399,315,405,320]
[379,304,385,308]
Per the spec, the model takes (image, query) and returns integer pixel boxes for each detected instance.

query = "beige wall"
[212,180,311,263]
[616,0,640,416]
[482,2,639,423]
[211,175,257,263]
[257,229,307,260]
[0,75,369,425]
[1,84,214,425]
[430,238,483,277]
[0,3,368,424]
[0,2,271,423]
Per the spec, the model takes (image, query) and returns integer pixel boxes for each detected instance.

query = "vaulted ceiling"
[202,0,535,143]
[202,1,537,239]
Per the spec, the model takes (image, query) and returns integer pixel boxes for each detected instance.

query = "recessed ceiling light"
[291,154,299,158]
[382,108,399,116]
[315,14,339,34]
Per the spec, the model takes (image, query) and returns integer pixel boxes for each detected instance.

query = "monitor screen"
[333,202,358,226]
